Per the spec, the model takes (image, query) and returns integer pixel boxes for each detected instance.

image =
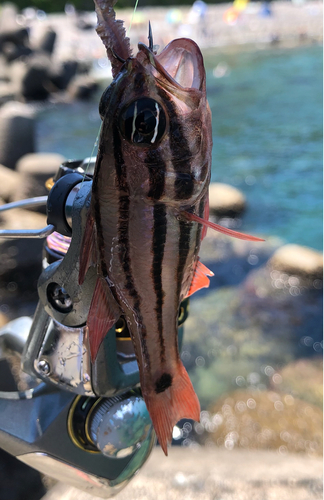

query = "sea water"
[37,44,323,250]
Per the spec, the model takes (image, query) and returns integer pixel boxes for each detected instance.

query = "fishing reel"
[0,159,188,497]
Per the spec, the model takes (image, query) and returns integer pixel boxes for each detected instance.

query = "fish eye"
[119,98,166,146]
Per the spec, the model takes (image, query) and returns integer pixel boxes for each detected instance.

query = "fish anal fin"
[182,211,265,242]
[144,362,200,456]
[79,215,96,285]
[186,260,214,298]
[87,277,119,361]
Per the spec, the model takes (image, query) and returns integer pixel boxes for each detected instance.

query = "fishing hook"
[148,21,153,52]
[111,47,126,64]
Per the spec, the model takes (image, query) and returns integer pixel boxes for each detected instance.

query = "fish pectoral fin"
[79,214,97,285]
[186,259,214,298]
[181,211,265,242]
[144,363,200,456]
[87,277,120,361]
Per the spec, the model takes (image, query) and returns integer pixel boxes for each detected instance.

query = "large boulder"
[0,102,35,170]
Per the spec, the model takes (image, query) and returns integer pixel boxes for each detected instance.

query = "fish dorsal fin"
[87,277,120,361]
[186,260,214,298]
[79,214,97,285]
[182,211,264,242]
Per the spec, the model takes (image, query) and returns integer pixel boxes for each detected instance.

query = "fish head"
[99,38,212,205]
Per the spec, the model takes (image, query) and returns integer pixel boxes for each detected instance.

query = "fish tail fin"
[144,362,200,456]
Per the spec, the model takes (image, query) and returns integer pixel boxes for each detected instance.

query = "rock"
[1,40,32,63]
[0,101,35,170]
[10,54,51,101]
[0,82,15,105]
[277,358,323,408]
[0,164,21,202]
[49,60,78,90]
[13,153,66,211]
[41,447,323,500]
[209,182,246,217]
[208,389,323,454]
[269,244,323,281]
[67,75,98,100]
[34,27,56,55]
[0,4,20,43]
[0,208,46,305]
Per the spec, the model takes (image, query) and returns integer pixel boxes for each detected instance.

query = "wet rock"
[208,389,323,455]
[67,75,98,100]
[209,182,246,217]
[199,231,280,290]
[0,163,21,202]
[269,244,323,282]
[277,358,323,408]
[14,153,66,211]
[182,258,322,409]
[0,101,35,170]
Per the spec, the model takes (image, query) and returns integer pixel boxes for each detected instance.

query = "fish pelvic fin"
[87,276,120,361]
[79,214,97,285]
[186,259,214,298]
[144,362,200,456]
[181,211,265,242]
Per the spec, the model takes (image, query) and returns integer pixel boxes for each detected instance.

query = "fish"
[80,0,263,455]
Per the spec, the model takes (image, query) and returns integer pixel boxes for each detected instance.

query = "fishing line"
[81,121,102,185]
[128,0,140,34]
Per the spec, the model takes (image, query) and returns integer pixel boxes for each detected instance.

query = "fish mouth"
[138,38,206,92]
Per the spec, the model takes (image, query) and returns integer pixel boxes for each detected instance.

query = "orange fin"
[144,362,200,456]
[186,260,214,298]
[79,214,96,285]
[87,277,119,361]
[182,211,265,242]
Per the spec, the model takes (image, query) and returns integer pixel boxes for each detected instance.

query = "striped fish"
[80,0,263,455]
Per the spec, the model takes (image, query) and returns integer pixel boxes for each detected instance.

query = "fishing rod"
[0,159,188,497]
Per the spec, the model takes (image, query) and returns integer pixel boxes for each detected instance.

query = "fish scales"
[80,0,214,456]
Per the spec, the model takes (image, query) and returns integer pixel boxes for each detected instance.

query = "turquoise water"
[37,44,323,250]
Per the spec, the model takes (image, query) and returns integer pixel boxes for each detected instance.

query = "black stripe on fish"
[113,130,151,369]
[157,87,194,200]
[113,125,128,191]
[118,193,150,368]
[194,197,205,251]
[145,149,166,200]
[151,203,167,362]
[155,373,173,394]
[92,152,108,277]
[175,217,192,354]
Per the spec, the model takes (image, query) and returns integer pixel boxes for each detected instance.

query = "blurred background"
[0,0,322,499]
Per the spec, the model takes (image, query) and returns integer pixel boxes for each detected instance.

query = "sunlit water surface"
[37,44,323,250]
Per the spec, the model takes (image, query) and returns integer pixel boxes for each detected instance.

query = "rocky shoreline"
[0,3,322,500]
